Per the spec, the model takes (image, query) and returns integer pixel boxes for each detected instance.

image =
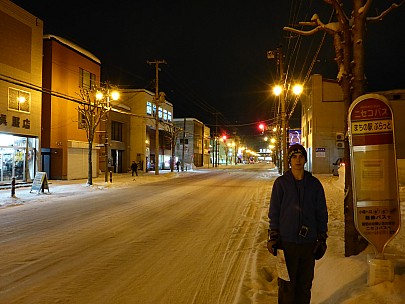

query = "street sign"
[30,172,50,194]
[348,94,400,255]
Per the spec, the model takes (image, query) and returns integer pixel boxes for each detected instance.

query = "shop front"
[0,134,38,184]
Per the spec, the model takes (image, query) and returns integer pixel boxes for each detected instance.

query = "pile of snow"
[311,175,405,303]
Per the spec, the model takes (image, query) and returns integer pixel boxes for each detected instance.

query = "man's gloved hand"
[313,232,328,260]
[267,229,279,256]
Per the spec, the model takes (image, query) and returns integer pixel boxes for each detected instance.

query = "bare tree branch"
[361,0,373,18]
[367,1,405,23]
[283,25,322,36]
[284,14,340,36]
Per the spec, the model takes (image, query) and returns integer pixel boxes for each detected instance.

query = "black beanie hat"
[287,144,307,164]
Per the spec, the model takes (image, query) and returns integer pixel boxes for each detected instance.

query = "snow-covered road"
[2,164,404,303]
[0,165,278,303]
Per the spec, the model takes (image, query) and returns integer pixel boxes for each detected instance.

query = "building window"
[79,68,96,89]
[168,111,172,122]
[180,139,188,144]
[111,121,123,141]
[8,88,30,113]
[78,112,86,129]
[146,102,152,115]
[163,109,167,121]
[158,107,163,120]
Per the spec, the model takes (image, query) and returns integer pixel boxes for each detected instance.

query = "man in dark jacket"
[268,144,328,304]
[131,161,138,176]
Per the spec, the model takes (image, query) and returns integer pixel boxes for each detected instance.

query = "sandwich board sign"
[30,172,49,194]
[348,94,400,256]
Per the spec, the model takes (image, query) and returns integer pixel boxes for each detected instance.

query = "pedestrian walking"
[176,160,181,172]
[267,144,328,304]
[131,161,138,176]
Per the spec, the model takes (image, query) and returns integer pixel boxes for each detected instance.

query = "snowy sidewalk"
[0,163,253,207]
[0,170,187,208]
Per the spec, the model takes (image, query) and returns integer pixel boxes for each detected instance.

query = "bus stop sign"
[348,94,400,255]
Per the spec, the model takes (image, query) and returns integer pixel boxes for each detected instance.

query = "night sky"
[10,0,405,139]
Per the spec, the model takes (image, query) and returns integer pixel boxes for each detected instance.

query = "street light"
[273,82,303,172]
[96,85,120,182]
[292,84,303,95]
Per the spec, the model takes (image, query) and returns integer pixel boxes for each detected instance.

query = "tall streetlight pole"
[273,81,303,173]
[96,84,120,182]
[147,59,166,175]
[270,47,303,173]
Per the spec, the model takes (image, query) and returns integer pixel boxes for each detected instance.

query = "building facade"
[173,118,210,169]
[0,0,43,184]
[120,89,174,172]
[301,74,345,174]
[42,35,102,180]
[106,102,131,174]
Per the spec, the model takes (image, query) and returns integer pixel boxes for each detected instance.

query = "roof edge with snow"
[43,34,101,64]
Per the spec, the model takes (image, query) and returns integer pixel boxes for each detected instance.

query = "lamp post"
[96,86,120,182]
[269,46,304,172]
[273,83,303,173]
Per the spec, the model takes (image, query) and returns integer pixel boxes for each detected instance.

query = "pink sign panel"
[350,98,393,146]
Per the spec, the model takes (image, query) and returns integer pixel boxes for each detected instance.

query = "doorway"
[111,149,123,173]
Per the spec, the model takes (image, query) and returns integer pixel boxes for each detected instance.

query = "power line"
[0,73,149,118]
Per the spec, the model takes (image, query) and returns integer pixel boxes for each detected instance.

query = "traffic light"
[258,123,265,135]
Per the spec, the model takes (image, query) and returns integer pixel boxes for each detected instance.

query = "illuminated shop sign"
[0,114,31,129]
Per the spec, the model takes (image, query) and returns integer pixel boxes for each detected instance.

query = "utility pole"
[213,112,220,167]
[277,46,288,173]
[147,59,166,175]
[182,117,186,171]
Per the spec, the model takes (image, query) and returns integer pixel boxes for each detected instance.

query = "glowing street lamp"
[272,82,303,172]
[292,84,303,95]
[96,86,120,182]
[273,85,283,96]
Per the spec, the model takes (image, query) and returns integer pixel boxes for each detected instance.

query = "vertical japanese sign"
[348,94,400,255]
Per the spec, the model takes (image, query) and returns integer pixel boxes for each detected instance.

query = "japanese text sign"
[348,94,400,254]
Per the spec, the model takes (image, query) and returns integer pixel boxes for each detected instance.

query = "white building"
[173,118,210,169]
[301,74,405,185]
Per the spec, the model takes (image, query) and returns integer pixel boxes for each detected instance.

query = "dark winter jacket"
[269,170,328,244]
